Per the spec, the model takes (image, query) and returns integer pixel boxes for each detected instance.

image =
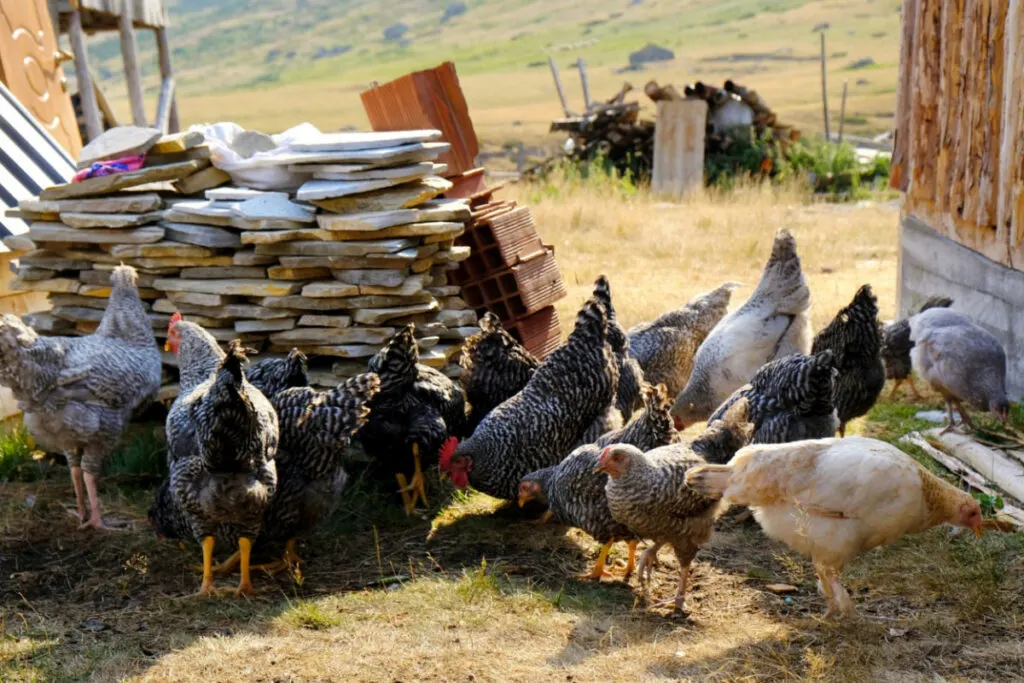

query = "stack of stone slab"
[5,126,480,397]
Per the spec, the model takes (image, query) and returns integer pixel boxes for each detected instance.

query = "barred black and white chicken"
[601,278,645,421]
[881,295,953,399]
[811,285,885,435]
[707,351,838,444]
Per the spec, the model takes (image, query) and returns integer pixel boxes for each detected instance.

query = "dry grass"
[2,183,1022,682]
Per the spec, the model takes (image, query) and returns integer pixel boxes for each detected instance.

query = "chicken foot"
[70,462,87,523]
[252,539,304,575]
[610,539,639,581]
[889,377,923,401]
[636,542,664,593]
[815,562,855,618]
[80,471,128,532]
[235,537,255,597]
[396,444,429,515]
[940,399,974,436]
[197,536,229,597]
[649,543,699,613]
[578,540,615,581]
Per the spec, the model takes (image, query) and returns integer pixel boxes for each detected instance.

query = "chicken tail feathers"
[221,340,253,386]
[685,464,733,498]
[917,296,954,314]
[750,229,810,315]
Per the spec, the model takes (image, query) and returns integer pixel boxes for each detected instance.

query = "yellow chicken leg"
[235,537,255,597]
[397,444,429,513]
[252,539,304,575]
[198,536,218,597]
[199,550,241,577]
[613,539,639,580]
[578,540,614,581]
[395,473,415,514]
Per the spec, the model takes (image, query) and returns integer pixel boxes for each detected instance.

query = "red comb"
[438,436,459,470]
[169,311,182,329]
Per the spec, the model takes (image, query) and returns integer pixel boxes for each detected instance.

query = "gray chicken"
[0,265,161,531]
[707,351,838,444]
[601,278,645,421]
[881,296,953,399]
[596,383,676,452]
[909,309,1009,432]
[628,282,739,397]
[596,441,725,612]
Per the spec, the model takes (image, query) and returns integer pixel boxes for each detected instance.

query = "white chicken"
[670,229,811,428]
[685,437,983,617]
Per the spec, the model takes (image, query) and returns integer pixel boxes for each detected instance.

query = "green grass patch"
[104,429,167,481]
[0,426,42,483]
[282,600,343,630]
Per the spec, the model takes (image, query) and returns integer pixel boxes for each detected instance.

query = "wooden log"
[998,0,1024,246]
[959,0,991,226]
[549,56,572,117]
[91,75,119,129]
[576,58,592,111]
[891,0,920,191]
[118,0,148,127]
[820,32,830,141]
[950,0,979,225]
[155,78,176,135]
[935,0,965,215]
[978,0,1008,236]
[651,99,707,198]
[154,28,180,133]
[931,430,1024,509]
[909,0,942,208]
[837,80,848,143]
[68,3,102,141]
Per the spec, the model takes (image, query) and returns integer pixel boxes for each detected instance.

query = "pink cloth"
[72,154,146,183]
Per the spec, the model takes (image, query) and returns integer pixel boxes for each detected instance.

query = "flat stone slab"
[236,318,296,333]
[109,241,215,259]
[341,293,434,308]
[28,222,165,244]
[313,162,442,181]
[316,209,419,232]
[232,217,310,232]
[154,299,297,321]
[438,296,470,310]
[207,188,287,202]
[352,301,439,325]
[273,141,450,167]
[17,266,56,281]
[301,281,360,298]
[254,238,416,257]
[240,228,333,246]
[357,273,430,297]
[278,257,333,268]
[127,256,233,269]
[166,199,239,220]
[435,245,471,262]
[21,193,163,214]
[427,285,463,297]
[290,130,441,152]
[173,166,231,195]
[162,222,241,248]
[23,312,75,333]
[233,194,315,223]
[259,295,358,311]
[78,126,162,168]
[181,266,267,280]
[233,251,279,266]
[52,305,105,322]
[439,309,478,327]
[60,211,164,229]
[21,249,92,271]
[312,177,453,214]
[41,160,205,200]
[333,269,408,287]
[268,266,332,281]
[288,163,374,174]
[80,269,157,288]
[12,278,80,293]
[297,315,352,328]
[327,222,463,242]
[150,131,205,155]
[154,278,303,297]
[2,234,35,251]
[270,327,396,345]
[297,178,398,201]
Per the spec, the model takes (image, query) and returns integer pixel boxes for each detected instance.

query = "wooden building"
[891,0,1024,398]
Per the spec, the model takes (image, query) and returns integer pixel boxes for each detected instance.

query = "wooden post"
[548,56,571,117]
[155,78,176,134]
[91,76,119,128]
[652,99,708,198]
[837,80,849,142]
[118,0,147,126]
[577,58,592,112]
[820,32,831,141]
[68,1,102,143]
[155,28,181,133]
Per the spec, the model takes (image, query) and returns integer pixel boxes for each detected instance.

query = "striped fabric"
[0,82,77,252]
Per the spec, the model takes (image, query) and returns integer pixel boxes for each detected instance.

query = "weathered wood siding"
[893,0,1024,267]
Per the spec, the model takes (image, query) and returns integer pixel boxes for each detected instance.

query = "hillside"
[87,0,903,159]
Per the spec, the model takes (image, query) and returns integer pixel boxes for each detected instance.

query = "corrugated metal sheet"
[360,62,479,177]
[50,0,168,30]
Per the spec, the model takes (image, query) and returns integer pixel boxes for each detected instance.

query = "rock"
[270,327,396,345]
[240,228,333,246]
[128,256,234,269]
[278,257,334,269]
[441,326,480,340]
[162,222,241,248]
[16,266,57,281]
[765,584,799,594]
[377,244,440,261]
[22,193,163,214]
[207,188,286,202]
[317,209,420,232]
[312,177,453,214]
[314,161,439,181]
[358,273,429,297]
[234,194,316,223]
[292,130,440,153]
[166,199,237,221]
[233,251,279,266]
[301,281,360,298]
[236,318,296,333]
[109,241,215,259]
[435,245,471,263]
[288,162,373,174]
[439,296,470,310]
[181,266,266,280]
[77,126,162,169]
[333,269,408,287]
[416,199,473,222]
[417,335,440,349]
[260,296,359,311]
[173,166,232,195]
[19,250,95,271]
[80,269,157,288]
[254,238,416,257]
[343,293,434,308]
[23,312,74,333]
[77,284,111,297]
[426,285,462,297]
[629,43,675,67]
[150,131,205,155]
[268,266,332,281]
[276,141,449,169]
[41,160,205,200]
[12,278,80,293]
[297,315,352,328]
[327,361,371,379]
[297,178,400,201]
[155,278,303,297]
[326,221,464,242]
[232,217,310,231]
[145,146,212,167]
[352,301,440,325]
[846,57,876,70]
[49,293,138,310]
[291,344,382,358]
[28,222,165,244]
[439,309,478,327]
[59,249,124,264]
[60,211,164,229]
[154,298,295,320]
[3,235,35,252]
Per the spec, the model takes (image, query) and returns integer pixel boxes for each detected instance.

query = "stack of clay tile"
[5,125,480,398]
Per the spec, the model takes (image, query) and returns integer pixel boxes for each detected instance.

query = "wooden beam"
[935,0,964,215]
[819,32,830,141]
[548,57,572,118]
[999,0,1024,249]
[91,75,118,129]
[651,99,707,198]
[909,0,942,209]
[155,28,181,133]
[891,0,920,192]
[576,58,592,112]
[978,0,1007,234]
[837,80,848,143]
[118,0,148,127]
[68,2,102,143]
[155,78,176,135]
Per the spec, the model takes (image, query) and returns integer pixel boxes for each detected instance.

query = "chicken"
[358,324,467,514]
[245,348,312,398]
[881,296,953,399]
[0,265,161,531]
[685,437,984,617]
[707,351,838,444]
[600,277,645,421]
[689,398,755,464]
[460,312,539,433]
[440,278,619,501]
[909,309,1010,431]
[811,285,885,435]
[670,229,811,428]
[628,282,739,397]
[165,317,278,597]
[596,383,676,452]
[595,442,724,611]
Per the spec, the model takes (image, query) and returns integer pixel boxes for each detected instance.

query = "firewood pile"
[5,125,480,398]
[548,101,655,181]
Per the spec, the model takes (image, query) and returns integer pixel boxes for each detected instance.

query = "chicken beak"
[593,465,604,474]
[517,493,528,508]
[972,521,984,538]
[163,341,171,352]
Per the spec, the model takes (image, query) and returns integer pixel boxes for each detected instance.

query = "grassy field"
[1,178,1022,682]
[90,0,903,166]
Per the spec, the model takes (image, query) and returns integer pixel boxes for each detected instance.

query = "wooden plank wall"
[894,0,1024,268]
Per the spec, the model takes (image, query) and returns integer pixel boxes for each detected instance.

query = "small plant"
[972,492,1005,519]
[456,557,499,603]
[284,600,342,631]
[0,426,41,483]
[105,430,167,481]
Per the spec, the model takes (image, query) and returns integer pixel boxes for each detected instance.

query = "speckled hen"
[881,296,953,399]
